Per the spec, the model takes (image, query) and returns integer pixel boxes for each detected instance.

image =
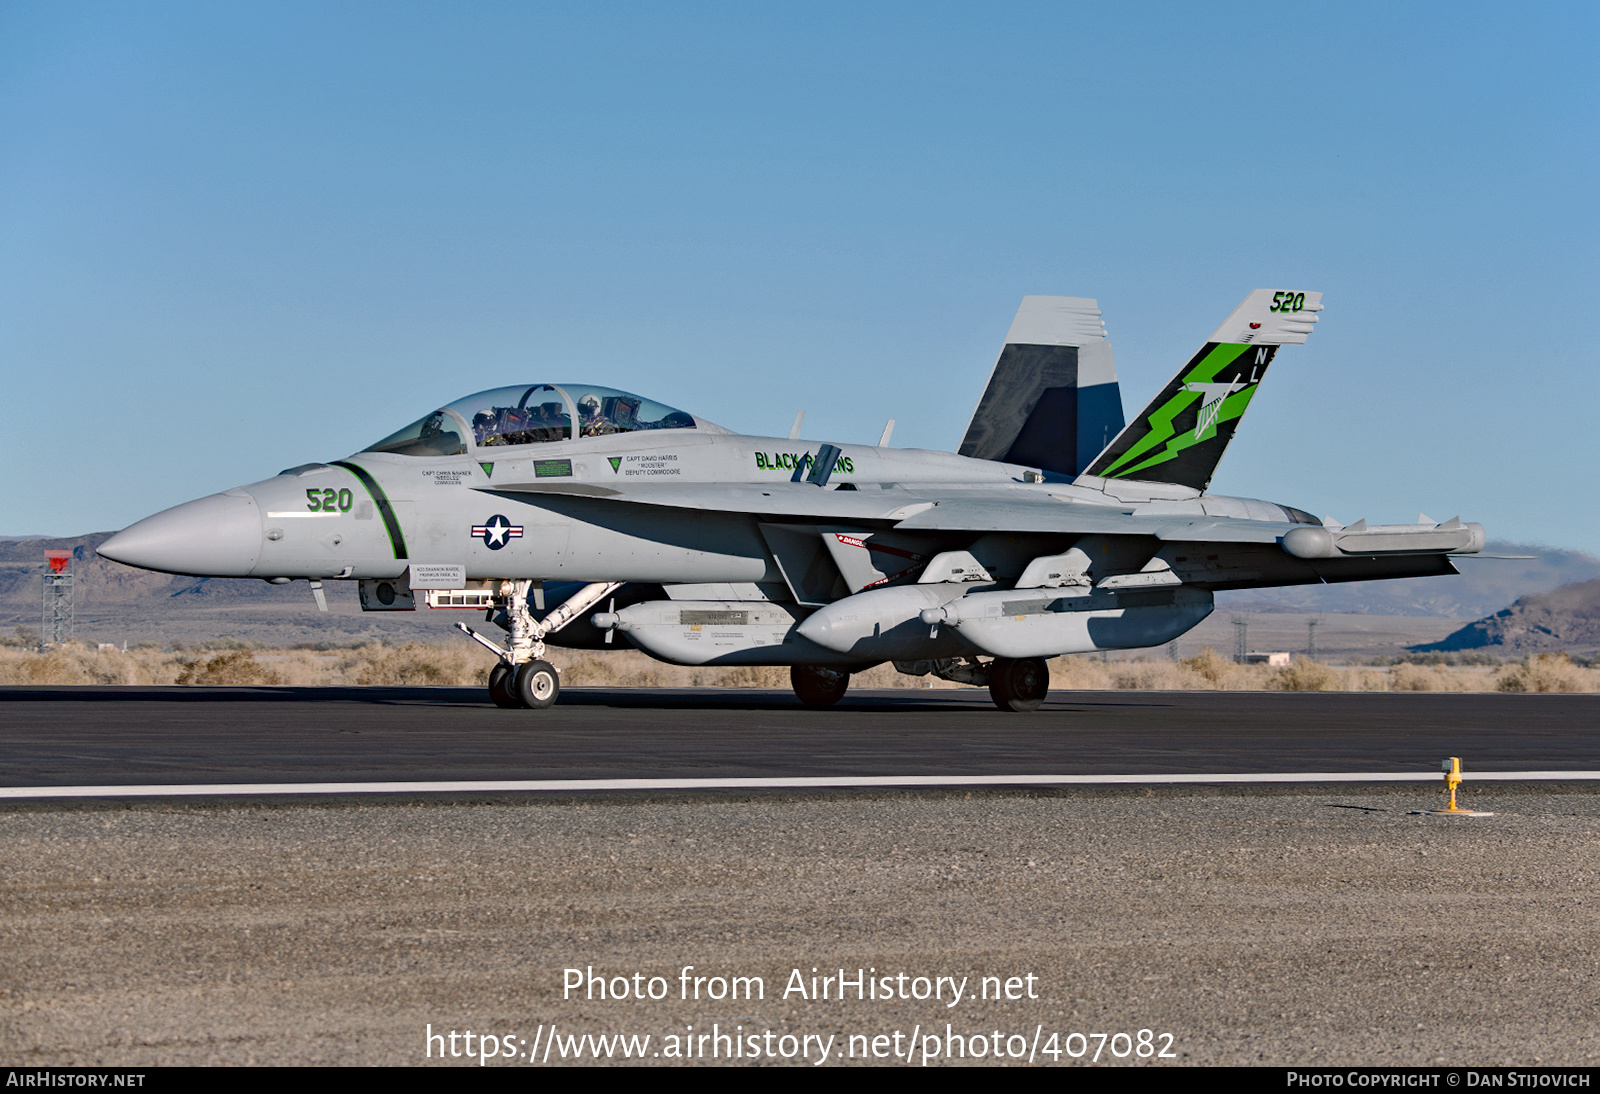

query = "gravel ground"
[1,786,1597,1067]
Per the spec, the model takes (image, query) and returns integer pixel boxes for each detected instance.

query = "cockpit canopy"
[363,384,697,456]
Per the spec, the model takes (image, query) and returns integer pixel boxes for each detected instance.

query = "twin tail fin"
[958,296,1126,479]
[1078,289,1323,492]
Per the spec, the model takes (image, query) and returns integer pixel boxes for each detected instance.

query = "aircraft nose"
[97,492,263,577]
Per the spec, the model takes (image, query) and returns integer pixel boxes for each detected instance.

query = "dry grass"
[0,643,1594,693]
[174,649,282,686]
[353,642,483,686]
[1491,652,1594,693]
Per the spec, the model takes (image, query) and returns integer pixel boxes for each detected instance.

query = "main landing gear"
[791,665,850,707]
[790,658,1052,711]
[988,656,1050,713]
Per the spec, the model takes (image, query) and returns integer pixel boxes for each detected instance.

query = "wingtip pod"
[1206,289,1324,346]
[1282,519,1485,559]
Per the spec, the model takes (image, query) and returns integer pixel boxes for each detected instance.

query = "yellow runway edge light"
[1430,757,1494,817]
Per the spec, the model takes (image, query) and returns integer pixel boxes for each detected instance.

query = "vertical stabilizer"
[1079,289,1323,492]
[958,296,1125,478]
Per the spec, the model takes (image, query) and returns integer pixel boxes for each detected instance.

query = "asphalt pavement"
[2,686,1597,787]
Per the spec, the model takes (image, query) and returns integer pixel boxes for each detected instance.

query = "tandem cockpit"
[363,384,704,457]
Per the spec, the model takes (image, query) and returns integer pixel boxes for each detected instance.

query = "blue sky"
[3,2,1596,546]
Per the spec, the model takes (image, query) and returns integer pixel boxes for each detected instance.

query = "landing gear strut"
[459,579,620,710]
[988,656,1050,712]
[791,665,850,707]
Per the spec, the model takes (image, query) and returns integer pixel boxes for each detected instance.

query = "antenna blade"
[788,411,805,440]
[806,444,841,487]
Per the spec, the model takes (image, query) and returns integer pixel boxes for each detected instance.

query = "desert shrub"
[558,652,672,687]
[713,665,790,688]
[0,649,65,684]
[1037,656,1110,690]
[175,650,282,685]
[0,646,172,685]
[1387,650,1503,667]
[1493,653,1595,694]
[848,663,900,688]
[194,637,254,651]
[0,648,92,684]
[1109,660,1190,690]
[1387,662,1456,692]
[354,642,480,686]
[1182,647,1235,687]
[1272,658,1342,692]
[1354,670,1392,691]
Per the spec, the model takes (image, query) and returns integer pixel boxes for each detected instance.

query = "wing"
[477,477,1479,600]
[478,478,1277,539]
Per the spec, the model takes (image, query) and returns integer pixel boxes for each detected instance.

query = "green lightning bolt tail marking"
[1079,289,1321,492]
[1084,341,1275,490]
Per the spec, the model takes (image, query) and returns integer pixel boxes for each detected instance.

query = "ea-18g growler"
[98,290,1484,711]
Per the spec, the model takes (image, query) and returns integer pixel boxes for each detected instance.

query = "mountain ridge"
[1416,578,1600,657]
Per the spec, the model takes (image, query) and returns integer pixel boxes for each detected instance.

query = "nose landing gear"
[514,660,560,708]
[488,661,520,708]
[460,579,620,710]
[487,657,560,709]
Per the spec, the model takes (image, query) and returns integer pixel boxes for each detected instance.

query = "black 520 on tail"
[100,290,1484,712]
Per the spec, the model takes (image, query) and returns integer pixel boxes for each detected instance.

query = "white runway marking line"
[3,771,1600,800]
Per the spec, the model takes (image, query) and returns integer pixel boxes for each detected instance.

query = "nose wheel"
[988,657,1049,712]
[488,662,520,708]
[487,659,561,709]
[514,659,561,709]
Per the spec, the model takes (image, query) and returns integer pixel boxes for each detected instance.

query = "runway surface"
[2,685,1597,789]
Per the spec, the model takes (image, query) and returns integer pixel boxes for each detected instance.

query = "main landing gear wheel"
[514,660,561,709]
[989,657,1049,713]
[488,661,521,708]
[791,665,850,707]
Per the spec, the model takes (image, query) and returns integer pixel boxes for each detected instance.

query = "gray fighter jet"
[98,290,1485,711]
